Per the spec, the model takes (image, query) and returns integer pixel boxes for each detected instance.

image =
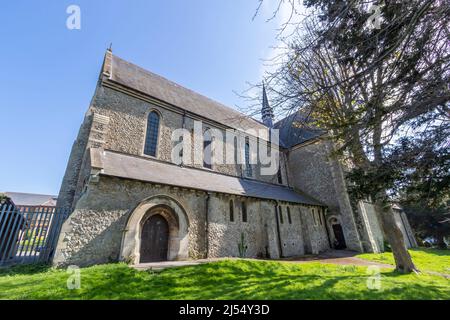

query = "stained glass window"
[245,138,252,177]
[242,201,247,222]
[203,129,212,169]
[230,200,234,222]
[144,111,160,157]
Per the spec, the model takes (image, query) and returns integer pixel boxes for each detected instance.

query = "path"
[278,250,394,268]
[133,250,394,270]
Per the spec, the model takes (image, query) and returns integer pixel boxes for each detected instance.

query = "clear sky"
[0,0,284,196]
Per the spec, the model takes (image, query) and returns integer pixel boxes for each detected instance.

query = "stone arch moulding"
[327,215,342,226]
[120,194,190,265]
[327,215,341,238]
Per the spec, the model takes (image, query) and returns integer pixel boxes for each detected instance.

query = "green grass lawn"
[0,255,448,300]
[357,248,450,275]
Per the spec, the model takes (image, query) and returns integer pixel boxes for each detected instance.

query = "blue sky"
[0,1,284,195]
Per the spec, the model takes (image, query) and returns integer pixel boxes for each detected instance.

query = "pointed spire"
[261,82,274,128]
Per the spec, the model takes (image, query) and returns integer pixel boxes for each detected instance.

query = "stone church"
[53,49,416,266]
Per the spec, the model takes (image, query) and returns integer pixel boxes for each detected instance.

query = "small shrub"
[237,233,248,258]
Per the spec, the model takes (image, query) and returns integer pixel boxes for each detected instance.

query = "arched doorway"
[120,195,190,265]
[140,214,169,263]
[329,217,347,250]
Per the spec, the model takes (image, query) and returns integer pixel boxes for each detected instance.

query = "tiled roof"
[274,111,325,148]
[3,192,57,207]
[109,54,268,134]
[91,149,323,206]
[105,52,324,149]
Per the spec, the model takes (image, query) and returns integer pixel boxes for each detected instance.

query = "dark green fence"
[0,205,69,266]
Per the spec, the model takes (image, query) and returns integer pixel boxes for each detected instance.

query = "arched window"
[229,199,234,222]
[241,201,247,222]
[287,206,292,224]
[278,206,284,224]
[203,129,212,169]
[144,111,160,157]
[244,138,252,177]
[233,135,239,166]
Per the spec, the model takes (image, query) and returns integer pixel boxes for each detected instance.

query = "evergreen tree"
[257,0,449,272]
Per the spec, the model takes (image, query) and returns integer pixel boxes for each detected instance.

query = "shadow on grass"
[1,260,448,300]
[413,248,450,257]
[0,263,52,276]
[63,261,450,300]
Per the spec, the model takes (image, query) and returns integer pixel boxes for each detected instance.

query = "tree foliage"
[255,0,450,271]
[0,193,11,206]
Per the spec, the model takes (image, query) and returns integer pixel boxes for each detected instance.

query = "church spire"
[261,82,274,128]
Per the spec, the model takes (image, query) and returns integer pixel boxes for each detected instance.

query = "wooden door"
[140,214,169,263]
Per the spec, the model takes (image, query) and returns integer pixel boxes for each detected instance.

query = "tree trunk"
[375,199,419,273]
[436,236,447,249]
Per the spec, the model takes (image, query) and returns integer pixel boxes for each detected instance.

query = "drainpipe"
[274,201,284,258]
[205,192,211,258]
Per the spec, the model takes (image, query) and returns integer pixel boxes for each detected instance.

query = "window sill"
[141,153,158,160]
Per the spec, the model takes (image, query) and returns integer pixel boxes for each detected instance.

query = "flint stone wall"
[90,86,287,186]
[53,175,328,267]
[54,176,206,266]
[287,140,363,252]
